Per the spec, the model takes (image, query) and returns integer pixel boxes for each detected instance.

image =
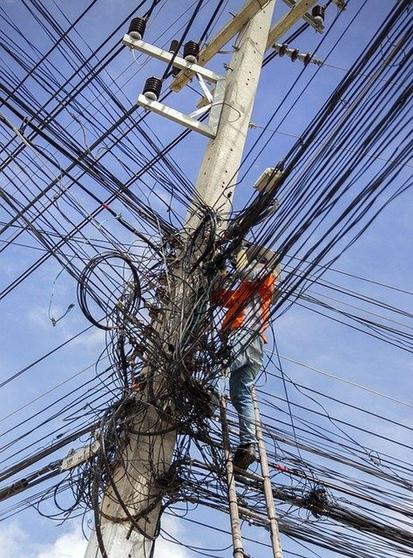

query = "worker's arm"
[271,286,278,305]
[271,264,281,304]
[211,285,237,307]
[258,269,279,305]
[209,254,236,307]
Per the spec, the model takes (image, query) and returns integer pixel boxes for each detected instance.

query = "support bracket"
[281,0,324,33]
[61,439,101,471]
[122,35,225,138]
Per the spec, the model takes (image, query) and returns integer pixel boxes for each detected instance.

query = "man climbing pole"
[211,244,280,469]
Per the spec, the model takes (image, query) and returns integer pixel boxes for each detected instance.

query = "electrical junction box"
[253,167,283,193]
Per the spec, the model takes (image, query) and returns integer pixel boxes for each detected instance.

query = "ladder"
[219,389,283,558]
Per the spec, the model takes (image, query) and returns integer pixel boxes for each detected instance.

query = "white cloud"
[0,522,86,558]
[154,516,190,558]
[0,523,30,558]
[69,326,105,349]
[26,306,52,330]
[0,517,190,558]
[155,537,190,558]
[37,526,87,558]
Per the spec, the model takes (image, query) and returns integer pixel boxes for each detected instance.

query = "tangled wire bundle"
[77,251,142,331]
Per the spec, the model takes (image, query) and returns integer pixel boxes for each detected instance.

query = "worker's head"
[235,248,267,280]
[235,244,280,281]
[235,248,248,271]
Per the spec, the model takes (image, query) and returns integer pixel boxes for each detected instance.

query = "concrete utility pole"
[85,2,278,556]
[187,0,276,230]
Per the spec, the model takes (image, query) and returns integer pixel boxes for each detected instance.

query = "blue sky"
[0,1,411,557]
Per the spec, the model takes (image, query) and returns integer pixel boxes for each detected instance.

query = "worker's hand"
[271,288,279,305]
[211,253,227,275]
[207,258,227,286]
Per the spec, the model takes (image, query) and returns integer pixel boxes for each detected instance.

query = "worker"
[211,245,280,469]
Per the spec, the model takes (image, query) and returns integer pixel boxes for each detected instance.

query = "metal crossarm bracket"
[61,439,101,471]
[122,35,225,138]
[332,0,347,9]
[137,95,218,138]
[266,0,319,49]
[281,0,324,33]
[122,35,223,83]
[170,0,273,93]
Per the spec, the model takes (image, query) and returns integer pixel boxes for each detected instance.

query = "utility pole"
[186,0,276,229]
[84,1,320,556]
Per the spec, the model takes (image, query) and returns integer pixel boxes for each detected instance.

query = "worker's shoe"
[233,443,256,470]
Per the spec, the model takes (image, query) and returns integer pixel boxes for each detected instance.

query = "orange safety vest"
[212,273,276,342]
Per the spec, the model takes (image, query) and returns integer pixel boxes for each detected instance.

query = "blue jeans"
[215,329,264,445]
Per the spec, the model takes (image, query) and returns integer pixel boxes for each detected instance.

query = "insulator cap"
[143,76,162,101]
[169,40,179,53]
[303,53,312,65]
[291,49,299,62]
[128,17,146,40]
[278,44,288,56]
[183,41,200,63]
[311,5,325,23]
[169,40,181,75]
